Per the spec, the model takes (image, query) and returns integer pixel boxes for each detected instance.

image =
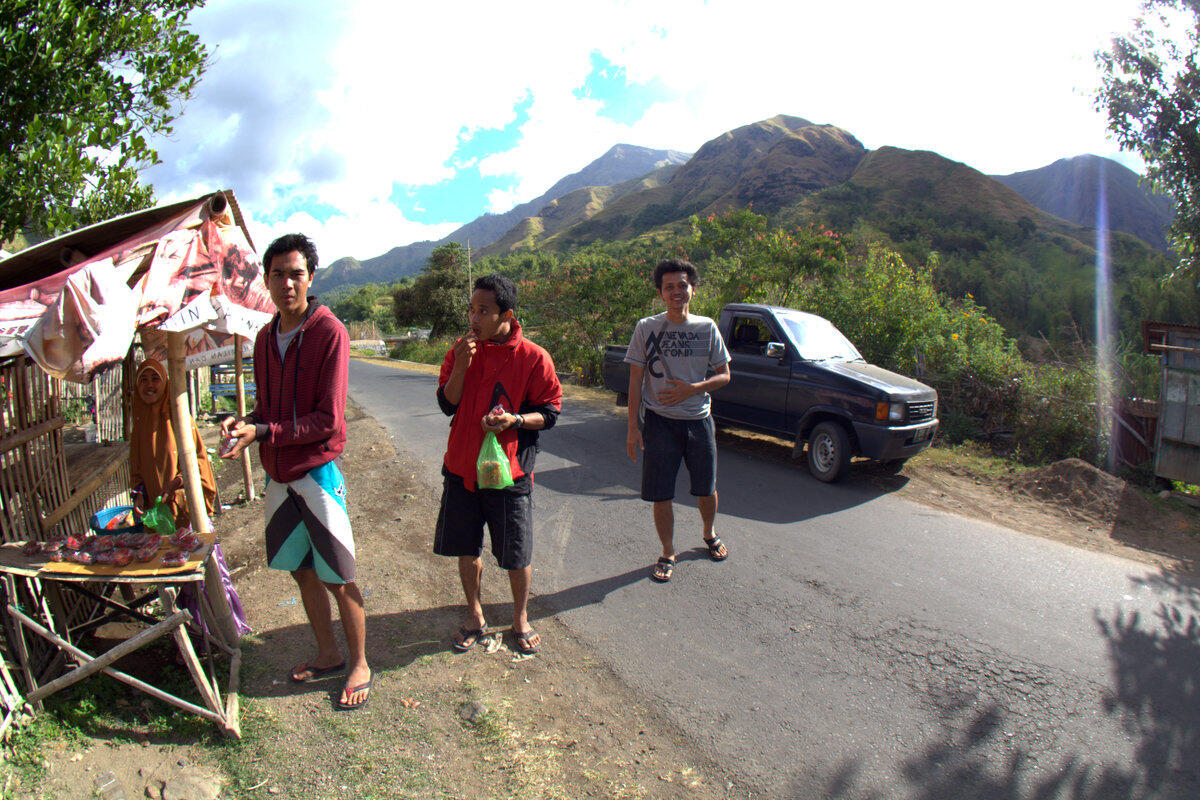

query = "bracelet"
[513,414,524,430]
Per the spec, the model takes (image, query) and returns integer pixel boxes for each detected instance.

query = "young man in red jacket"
[221,233,371,710]
[435,273,562,655]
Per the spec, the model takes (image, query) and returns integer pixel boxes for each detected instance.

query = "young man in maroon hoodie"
[221,233,371,710]
[435,273,562,655]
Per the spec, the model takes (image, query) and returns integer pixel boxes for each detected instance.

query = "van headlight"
[875,402,906,422]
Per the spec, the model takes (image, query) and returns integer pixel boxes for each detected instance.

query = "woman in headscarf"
[129,358,250,641]
[130,358,217,525]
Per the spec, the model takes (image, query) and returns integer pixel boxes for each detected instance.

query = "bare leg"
[698,493,718,540]
[652,500,675,559]
[454,556,486,648]
[698,493,726,558]
[290,568,342,678]
[326,581,370,706]
[509,566,540,651]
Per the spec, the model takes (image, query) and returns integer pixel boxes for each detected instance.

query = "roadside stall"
[0,191,273,738]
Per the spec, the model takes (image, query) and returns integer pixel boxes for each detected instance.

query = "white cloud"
[147,0,1150,263]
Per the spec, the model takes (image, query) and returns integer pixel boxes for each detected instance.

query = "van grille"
[908,401,936,424]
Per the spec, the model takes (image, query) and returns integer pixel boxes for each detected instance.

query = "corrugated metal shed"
[1145,320,1200,484]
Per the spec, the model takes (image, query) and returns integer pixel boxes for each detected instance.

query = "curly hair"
[653,257,698,289]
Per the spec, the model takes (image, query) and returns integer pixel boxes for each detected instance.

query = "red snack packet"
[91,536,115,553]
[21,541,40,557]
[134,546,159,563]
[65,534,87,551]
[109,548,134,567]
[70,550,95,565]
[160,550,189,567]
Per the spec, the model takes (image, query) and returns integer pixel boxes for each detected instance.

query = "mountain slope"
[482,162,683,255]
[313,144,690,291]
[541,115,867,248]
[993,155,1175,251]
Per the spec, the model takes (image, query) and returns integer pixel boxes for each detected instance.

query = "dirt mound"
[1006,458,1157,525]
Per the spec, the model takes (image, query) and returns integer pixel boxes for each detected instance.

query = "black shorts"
[433,475,533,570]
[641,410,718,502]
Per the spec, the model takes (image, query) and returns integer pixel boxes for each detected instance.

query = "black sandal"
[651,557,675,582]
[704,537,728,561]
[452,627,485,652]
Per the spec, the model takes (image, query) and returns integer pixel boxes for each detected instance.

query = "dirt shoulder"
[14,357,1199,800]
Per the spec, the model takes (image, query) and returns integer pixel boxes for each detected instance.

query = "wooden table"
[0,539,241,738]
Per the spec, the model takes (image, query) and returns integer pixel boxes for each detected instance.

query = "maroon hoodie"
[249,301,348,483]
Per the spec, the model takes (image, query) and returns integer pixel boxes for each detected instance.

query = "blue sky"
[145,0,1148,264]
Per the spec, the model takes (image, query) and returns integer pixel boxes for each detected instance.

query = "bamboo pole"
[167,332,212,534]
[234,334,255,501]
[11,606,190,704]
[6,606,223,725]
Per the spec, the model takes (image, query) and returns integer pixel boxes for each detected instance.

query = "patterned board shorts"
[264,460,355,584]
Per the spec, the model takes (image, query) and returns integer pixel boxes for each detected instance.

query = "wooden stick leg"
[9,606,190,704]
[161,588,224,724]
[6,608,222,724]
[223,649,242,739]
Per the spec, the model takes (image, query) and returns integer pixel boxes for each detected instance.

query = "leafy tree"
[1096,0,1200,277]
[392,243,470,339]
[0,0,209,240]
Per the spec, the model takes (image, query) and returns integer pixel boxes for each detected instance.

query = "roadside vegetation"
[369,208,1172,479]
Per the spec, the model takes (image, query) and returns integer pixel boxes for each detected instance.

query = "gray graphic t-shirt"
[625,313,731,420]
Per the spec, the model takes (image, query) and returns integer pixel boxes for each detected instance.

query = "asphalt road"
[350,358,1200,799]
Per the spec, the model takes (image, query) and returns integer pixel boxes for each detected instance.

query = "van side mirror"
[765,342,786,359]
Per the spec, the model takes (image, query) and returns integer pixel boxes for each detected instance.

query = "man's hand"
[481,406,517,433]
[167,475,184,493]
[220,420,257,459]
[451,334,477,373]
[626,426,643,461]
[657,378,696,406]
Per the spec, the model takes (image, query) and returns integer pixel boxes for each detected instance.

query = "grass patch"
[3,714,85,796]
[917,441,1026,481]
[203,698,283,799]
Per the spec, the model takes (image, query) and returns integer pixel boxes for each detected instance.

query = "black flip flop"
[513,629,540,655]
[703,537,728,562]
[452,627,485,652]
[650,557,675,582]
[336,673,372,711]
[290,660,346,683]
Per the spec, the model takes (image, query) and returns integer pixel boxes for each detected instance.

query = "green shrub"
[389,337,451,365]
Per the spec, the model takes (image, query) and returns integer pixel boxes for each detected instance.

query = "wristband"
[513,414,524,430]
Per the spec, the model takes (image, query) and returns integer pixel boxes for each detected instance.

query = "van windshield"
[777,312,862,361]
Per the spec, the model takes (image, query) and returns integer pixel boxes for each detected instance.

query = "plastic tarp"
[0,195,274,382]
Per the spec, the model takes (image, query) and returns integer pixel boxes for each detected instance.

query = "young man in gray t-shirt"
[625,258,731,582]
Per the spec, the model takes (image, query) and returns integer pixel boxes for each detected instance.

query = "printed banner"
[1,195,275,382]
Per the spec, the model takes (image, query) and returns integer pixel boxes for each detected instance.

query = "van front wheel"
[807,422,850,483]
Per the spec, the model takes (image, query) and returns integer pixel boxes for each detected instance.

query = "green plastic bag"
[140,495,177,535]
[476,431,514,490]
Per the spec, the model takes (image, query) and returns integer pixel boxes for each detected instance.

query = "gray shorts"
[640,410,717,502]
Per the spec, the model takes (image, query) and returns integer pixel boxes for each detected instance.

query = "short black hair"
[263,233,319,275]
[473,273,517,314]
[654,257,699,290]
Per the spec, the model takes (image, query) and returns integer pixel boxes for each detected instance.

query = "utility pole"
[466,239,472,298]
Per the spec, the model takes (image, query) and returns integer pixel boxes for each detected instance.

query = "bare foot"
[290,655,345,682]
[338,662,372,709]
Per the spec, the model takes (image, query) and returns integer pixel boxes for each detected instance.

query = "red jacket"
[438,320,562,491]
[251,302,348,483]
